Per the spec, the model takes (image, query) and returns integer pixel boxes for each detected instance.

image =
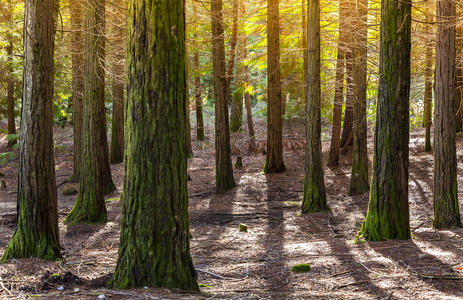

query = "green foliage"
[290,263,311,273]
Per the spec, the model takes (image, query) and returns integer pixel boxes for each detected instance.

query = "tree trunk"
[424,11,433,153]
[455,26,463,132]
[70,0,84,181]
[242,6,255,151]
[302,0,328,213]
[1,0,61,261]
[263,0,285,173]
[185,48,193,158]
[230,89,243,132]
[6,41,16,148]
[433,0,461,229]
[349,0,369,196]
[326,0,349,166]
[341,39,354,149]
[356,0,411,241]
[194,5,205,141]
[108,0,198,290]
[225,0,240,102]
[302,0,307,97]
[212,0,236,193]
[64,0,115,225]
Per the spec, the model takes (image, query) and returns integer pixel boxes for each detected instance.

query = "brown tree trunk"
[357,0,412,241]
[212,0,236,193]
[6,41,16,148]
[302,0,327,213]
[64,0,115,225]
[263,0,285,173]
[70,0,84,181]
[194,5,205,141]
[225,0,240,101]
[433,0,461,229]
[302,0,307,96]
[326,0,349,166]
[455,26,463,132]
[1,0,61,261]
[424,11,433,152]
[185,48,193,158]
[341,36,354,149]
[107,0,198,290]
[349,0,369,195]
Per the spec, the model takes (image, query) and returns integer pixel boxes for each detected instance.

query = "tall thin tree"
[1,0,61,260]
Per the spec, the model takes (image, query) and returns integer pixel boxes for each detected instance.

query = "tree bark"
[6,41,16,148]
[356,0,411,241]
[212,0,236,193]
[302,0,327,213]
[108,0,198,290]
[263,0,285,173]
[70,0,84,181]
[341,29,354,149]
[64,0,115,225]
[455,26,463,132]
[1,0,61,261]
[424,11,433,152]
[349,0,369,195]
[194,4,205,142]
[302,0,308,99]
[433,0,461,229]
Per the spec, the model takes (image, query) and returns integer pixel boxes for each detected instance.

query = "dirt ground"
[1,116,463,299]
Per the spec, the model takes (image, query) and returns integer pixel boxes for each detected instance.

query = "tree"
[356,0,412,241]
[348,0,369,196]
[212,0,236,193]
[70,0,84,180]
[64,0,115,225]
[227,0,241,134]
[424,10,433,153]
[193,5,205,141]
[263,0,285,173]
[6,40,16,148]
[433,0,461,229]
[301,0,327,213]
[1,0,61,261]
[107,0,198,290]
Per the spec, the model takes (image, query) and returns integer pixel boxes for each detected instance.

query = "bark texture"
[6,41,16,148]
[108,0,198,290]
[263,0,285,173]
[1,0,61,261]
[70,0,84,181]
[302,0,327,213]
[357,0,411,241]
[212,0,235,193]
[194,9,205,142]
[65,0,115,225]
[349,0,369,196]
[424,13,433,152]
[433,0,461,229]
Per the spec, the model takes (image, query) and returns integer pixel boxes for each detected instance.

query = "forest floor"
[1,115,463,299]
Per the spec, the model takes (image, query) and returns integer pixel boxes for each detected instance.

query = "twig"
[357,260,403,278]
[0,275,13,296]
[411,222,425,232]
[196,268,227,280]
[332,280,369,290]
[330,269,360,277]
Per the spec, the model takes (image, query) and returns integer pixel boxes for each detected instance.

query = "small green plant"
[290,263,311,273]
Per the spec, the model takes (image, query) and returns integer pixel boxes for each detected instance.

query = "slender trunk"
[424,11,433,152]
[185,48,193,157]
[263,0,285,173]
[225,0,240,101]
[242,5,255,150]
[341,36,354,149]
[6,41,16,148]
[110,56,124,164]
[456,26,462,132]
[349,0,369,195]
[1,0,60,261]
[302,0,307,97]
[194,5,205,142]
[212,0,235,193]
[433,0,461,228]
[357,0,412,241]
[302,0,327,213]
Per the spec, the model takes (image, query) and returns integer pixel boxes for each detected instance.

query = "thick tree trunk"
[433,0,461,229]
[65,0,115,225]
[326,0,349,166]
[212,0,235,193]
[70,0,84,181]
[263,0,285,173]
[6,41,16,148]
[108,0,198,290]
[356,0,411,241]
[349,0,369,196]
[424,12,433,153]
[1,0,61,261]
[302,0,327,213]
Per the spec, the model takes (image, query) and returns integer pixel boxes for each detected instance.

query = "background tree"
[212,0,236,193]
[264,0,285,173]
[349,0,369,196]
[193,5,205,141]
[64,0,115,225]
[356,0,412,241]
[108,0,198,290]
[1,0,61,260]
[433,0,461,229]
[302,0,327,213]
[424,9,433,153]
[5,40,16,148]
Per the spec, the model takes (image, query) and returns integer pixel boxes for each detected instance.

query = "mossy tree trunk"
[349,0,369,196]
[263,0,285,173]
[326,0,349,166]
[71,0,84,181]
[433,0,461,229]
[6,40,16,148]
[424,10,433,153]
[455,26,463,132]
[357,0,411,241]
[110,18,125,164]
[1,0,61,261]
[230,89,243,132]
[65,0,115,225]
[302,0,328,214]
[212,0,236,193]
[107,0,198,290]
